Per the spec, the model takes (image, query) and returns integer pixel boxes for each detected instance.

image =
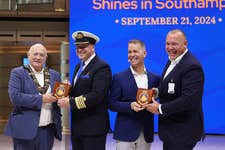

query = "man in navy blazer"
[109,39,160,150]
[145,29,205,150]
[4,43,62,150]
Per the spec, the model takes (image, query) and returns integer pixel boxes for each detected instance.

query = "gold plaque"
[136,88,154,106]
[53,82,70,98]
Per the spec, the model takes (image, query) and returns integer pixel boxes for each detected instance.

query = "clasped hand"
[42,93,70,108]
[131,98,160,114]
[57,97,70,108]
[42,93,57,103]
[143,98,160,114]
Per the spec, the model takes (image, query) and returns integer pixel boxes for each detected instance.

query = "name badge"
[168,82,175,94]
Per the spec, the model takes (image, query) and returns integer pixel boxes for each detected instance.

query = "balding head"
[167,29,187,42]
[166,29,188,60]
[27,43,48,71]
[28,43,47,55]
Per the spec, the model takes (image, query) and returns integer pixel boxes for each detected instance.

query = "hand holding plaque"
[53,81,71,98]
[136,88,154,106]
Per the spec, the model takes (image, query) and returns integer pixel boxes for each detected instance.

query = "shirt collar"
[130,66,147,75]
[29,64,44,74]
[169,48,188,65]
[83,53,96,67]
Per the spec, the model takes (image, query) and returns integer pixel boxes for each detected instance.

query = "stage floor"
[1,133,224,150]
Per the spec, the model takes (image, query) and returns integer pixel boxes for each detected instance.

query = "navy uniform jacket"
[69,55,112,136]
[158,51,205,144]
[109,68,160,142]
[4,66,62,140]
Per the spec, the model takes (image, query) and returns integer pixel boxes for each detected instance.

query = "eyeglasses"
[76,44,89,49]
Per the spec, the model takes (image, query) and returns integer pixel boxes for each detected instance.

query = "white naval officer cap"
[72,31,100,45]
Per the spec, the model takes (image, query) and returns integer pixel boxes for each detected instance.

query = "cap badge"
[76,32,84,40]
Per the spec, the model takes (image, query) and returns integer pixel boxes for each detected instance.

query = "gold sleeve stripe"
[74,96,86,109]
[75,98,81,109]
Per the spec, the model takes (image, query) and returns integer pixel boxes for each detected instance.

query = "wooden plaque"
[136,88,154,106]
[53,81,70,98]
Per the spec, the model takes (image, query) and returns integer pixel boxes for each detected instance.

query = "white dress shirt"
[163,49,188,79]
[83,53,96,70]
[29,65,52,126]
[130,66,148,89]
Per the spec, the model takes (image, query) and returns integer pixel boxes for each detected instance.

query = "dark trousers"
[13,124,55,150]
[163,142,197,150]
[71,134,107,150]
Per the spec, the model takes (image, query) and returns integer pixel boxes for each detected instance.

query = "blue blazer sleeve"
[8,67,42,110]
[108,74,134,114]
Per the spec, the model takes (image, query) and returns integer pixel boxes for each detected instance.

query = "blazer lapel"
[162,52,189,82]
[73,55,98,88]
[24,67,39,93]
[49,71,55,90]
[81,56,97,76]
[127,68,138,89]
[71,64,80,88]
[147,71,154,89]
[161,60,171,80]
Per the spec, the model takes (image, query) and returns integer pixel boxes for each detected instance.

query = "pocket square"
[80,75,90,79]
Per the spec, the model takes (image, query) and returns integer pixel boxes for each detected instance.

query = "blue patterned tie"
[74,61,84,85]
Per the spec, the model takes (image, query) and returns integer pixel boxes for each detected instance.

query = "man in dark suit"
[57,31,112,150]
[145,29,205,150]
[4,43,62,150]
[108,39,160,150]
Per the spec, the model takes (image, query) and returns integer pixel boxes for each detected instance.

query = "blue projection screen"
[70,0,225,134]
